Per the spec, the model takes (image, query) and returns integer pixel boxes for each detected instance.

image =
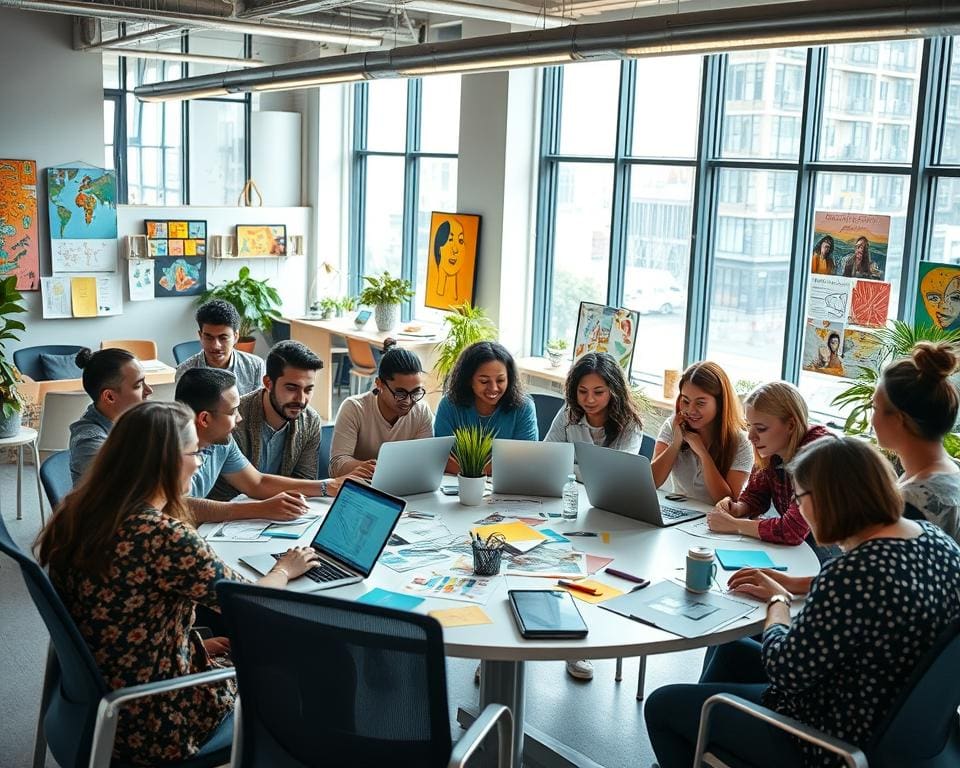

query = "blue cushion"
[39,352,82,380]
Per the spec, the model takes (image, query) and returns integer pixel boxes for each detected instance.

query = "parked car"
[624,271,687,315]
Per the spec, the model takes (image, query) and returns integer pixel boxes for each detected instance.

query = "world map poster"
[0,159,40,290]
[47,166,117,240]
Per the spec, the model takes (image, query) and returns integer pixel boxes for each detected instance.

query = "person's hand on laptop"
[254,491,311,521]
[351,459,376,480]
[259,546,322,587]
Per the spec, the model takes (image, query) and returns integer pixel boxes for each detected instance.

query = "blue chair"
[0,514,235,768]
[693,616,960,768]
[317,424,334,479]
[39,451,72,512]
[13,345,85,381]
[216,581,513,768]
[172,340,202,364]
[531,393,565,439]
[639,432,655,459]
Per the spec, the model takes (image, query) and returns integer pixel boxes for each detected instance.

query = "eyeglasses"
[791,490,811,505]
[184,450,206,466]
[381,380,426,403]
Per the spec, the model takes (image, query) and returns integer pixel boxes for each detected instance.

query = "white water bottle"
[562,474,579,520]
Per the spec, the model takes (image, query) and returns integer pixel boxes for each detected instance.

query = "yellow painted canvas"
[237,224,286,257]
[424,211,480,311]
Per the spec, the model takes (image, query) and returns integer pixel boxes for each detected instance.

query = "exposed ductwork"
[133,0,960,102]
[362,0,573,29]
[0,0,385,45]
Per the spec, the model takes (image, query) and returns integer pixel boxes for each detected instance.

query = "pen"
[605,567,647,584]
[558,580,600,596]
[566,531,598,537]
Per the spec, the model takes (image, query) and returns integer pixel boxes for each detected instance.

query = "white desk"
[287,317,445,420]
[212,483,820,767]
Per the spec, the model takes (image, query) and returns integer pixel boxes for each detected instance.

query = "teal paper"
[715,549,784,571]
[357,588,425,611]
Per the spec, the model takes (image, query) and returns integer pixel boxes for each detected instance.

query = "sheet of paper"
[41,276,71,318]
[402,572,498,604]
[357,588,424,611]
[558,578,624,604]
[428,605,493,627]
[70,276,98,317]
[380,547,458,573]
[503,546,586,577]
[128,258,154,301]
[486,496,544,515]
[51,238,118,273]
[675,518,745,542]
[95,274,122,316]
[472,521,546,544]
[202,520,271,542]
[585,554,615,573]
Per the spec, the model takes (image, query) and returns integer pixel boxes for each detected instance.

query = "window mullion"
[401,79,422,322]
[349,83,369,296]
[607,59,635,309]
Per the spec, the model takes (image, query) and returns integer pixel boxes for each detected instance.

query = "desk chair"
[13,345,85,381]
[216,582,513,768]
[317,424,334,479]
[39,451,72,513]
[345,337,378,396]
[0,514,235,768]
[694,617,960,768]
[173,340,202,364]
[101,339,158,360]
[531,393,564,439]
[37,391,90,454]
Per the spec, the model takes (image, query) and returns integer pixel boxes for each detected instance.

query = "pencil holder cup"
[472,543,502,576]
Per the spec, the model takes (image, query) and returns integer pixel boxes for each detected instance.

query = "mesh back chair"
[39,451,72,513]
[345,337,378,396]
[694,617,960,768]
[0,514,234,768]
[173,340,202,364]
[317,424,334,479]
[37,391,90,454]
[13,345,85,382]
[217,581,513,768]
[531,393,564,439]
[100,339,158,360]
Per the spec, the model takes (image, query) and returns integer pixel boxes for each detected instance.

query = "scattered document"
[503,546,586,577]
[41,276,71,318]
[558,578,623,604]
[128,258,154,301]
[380,546,458,572]
[402,573,498,604]
[675,518,745,542]
[357,588,424,611]
[471,521,546,554]
[428,605,493,627]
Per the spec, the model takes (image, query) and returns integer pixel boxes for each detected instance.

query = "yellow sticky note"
[428,605,493,628]
[70,277,98,317]
[471,521,546,544]
[600,532,611,544]
[168,221,188,238]
[559,579,624,604]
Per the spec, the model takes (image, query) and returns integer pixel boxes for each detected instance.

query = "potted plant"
[545,338,568,368]
[0,276,27,438]
[200,265,282,352]
[336,295,357,317]
[452,424,495,505]
[358,272,414,332]
[317,297,339,320]
[434,302,498,384]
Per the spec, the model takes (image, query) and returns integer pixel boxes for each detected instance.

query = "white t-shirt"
[656,416,754,503]
[543,408,643,453]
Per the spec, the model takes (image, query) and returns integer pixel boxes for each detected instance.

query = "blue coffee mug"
[686,551,717,593]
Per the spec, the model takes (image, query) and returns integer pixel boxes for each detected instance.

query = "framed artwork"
[915,261,960,332]
[809,210,890,280]
[154,256,206,297]
[424,211,481,311]
[572,301,639,373]
[237,224,286,257]
[0,159,39,290]
[145,219,207,259]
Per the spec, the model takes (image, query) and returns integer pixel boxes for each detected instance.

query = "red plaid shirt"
[738,425,834,545]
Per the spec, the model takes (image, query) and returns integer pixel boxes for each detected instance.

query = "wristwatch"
[767,593,791,609]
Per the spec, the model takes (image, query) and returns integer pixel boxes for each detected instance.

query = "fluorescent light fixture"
[624,28,922,56]
[370,0,573,29]
[100,48,264,68]
[140,86,231,101]
[244,72,367,91]
[400,52,572,76]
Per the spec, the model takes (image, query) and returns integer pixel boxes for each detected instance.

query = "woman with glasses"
[35,400,321,765]
[329,339,434,477]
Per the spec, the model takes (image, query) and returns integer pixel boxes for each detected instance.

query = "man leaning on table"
[176,367,371,521]
[208,340,324,501]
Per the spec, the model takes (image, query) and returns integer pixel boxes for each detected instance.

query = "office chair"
[316,424,334,479]
[694,616,960,768]
[531,393,564,439]
[39,451,72,515]
[100,339,158,360]
[0,514,235,768]
[13,345,85,381]
[173,340,202,364]
[345,337,378,395]
[37,391,90,454]
[217,582,513,768]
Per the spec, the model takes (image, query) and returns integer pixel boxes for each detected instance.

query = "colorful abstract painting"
[848,280,891,328]
[802,319,846,377]
[154,256,205,297]
[915,261,960,332]
[237,225,286,257]
[0,159,39,290]
[146,219,207,260]
[573,301,639,373]
[424,211,481,311]
[842,329,882,379]
[810,211,890,280]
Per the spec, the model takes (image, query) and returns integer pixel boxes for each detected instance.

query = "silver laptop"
[575,442,710,526]
[239,479,405,592]
[371,436,455,496]
[491,439,575,497]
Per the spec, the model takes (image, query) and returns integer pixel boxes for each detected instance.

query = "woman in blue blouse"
[434,340,537,474]
[644,437,960,768]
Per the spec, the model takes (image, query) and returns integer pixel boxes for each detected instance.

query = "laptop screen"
[311,481,404,575]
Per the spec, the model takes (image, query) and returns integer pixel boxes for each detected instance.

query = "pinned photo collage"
[144,219,207,298]
[802,211,892,379]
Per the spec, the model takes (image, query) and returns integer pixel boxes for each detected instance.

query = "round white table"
[212,482,821,767]
[0,426,44,524]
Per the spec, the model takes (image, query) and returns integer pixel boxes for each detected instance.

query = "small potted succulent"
[545,338,569,368]
[336,295,357,317]
[452,424,495,506]
[0,276,27,438]
[358,272,414,332]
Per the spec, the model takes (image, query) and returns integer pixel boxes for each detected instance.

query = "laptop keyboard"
[660,504,692,520]
[271,552,353,583]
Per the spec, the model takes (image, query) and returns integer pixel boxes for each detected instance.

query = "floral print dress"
[52,506,243,765]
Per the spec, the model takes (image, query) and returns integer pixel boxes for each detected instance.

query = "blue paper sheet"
[715,549,786,571]
[357,588,425,611]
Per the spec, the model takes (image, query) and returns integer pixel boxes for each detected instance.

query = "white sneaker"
[565,659,594,680]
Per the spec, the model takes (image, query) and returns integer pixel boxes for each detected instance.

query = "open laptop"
[239,479,406,592]
[575,442,711,526]
[371,436,455,497]
[491,439,574,497]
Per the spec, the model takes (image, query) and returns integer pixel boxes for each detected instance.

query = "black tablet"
[508,589,589,639]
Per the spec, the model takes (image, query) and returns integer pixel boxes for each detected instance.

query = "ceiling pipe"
[78,24,183,51]
[363,0,573,29]
[0,0,385,45]
[100,47,264,66]
[133,0,960,102]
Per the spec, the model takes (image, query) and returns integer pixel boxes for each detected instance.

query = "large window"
[535,36,959,421]
[351,75,460,320]
[102,28,250,204]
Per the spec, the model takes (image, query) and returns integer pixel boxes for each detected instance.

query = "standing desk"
[287,317,445,420]
[211,483,820,768]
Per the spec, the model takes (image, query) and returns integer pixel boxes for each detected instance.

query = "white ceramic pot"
[458,474,485,506]
[546,350,564,368]
[374,303,400,332]
[0,406,22,439]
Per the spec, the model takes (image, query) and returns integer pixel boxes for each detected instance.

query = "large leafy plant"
[358,272,414,307]
[452,424,495,478]
[831,320,960,445]
[200,265,282,340]
[434,302,498,383]
[0,276,27,416]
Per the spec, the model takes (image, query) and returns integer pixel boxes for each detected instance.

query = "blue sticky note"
[715,549,786,571]
[540,528,571,544]
[357,588,425,611]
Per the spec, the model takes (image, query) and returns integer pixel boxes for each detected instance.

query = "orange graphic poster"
[0,159,39,290]
[424,211,481,311]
